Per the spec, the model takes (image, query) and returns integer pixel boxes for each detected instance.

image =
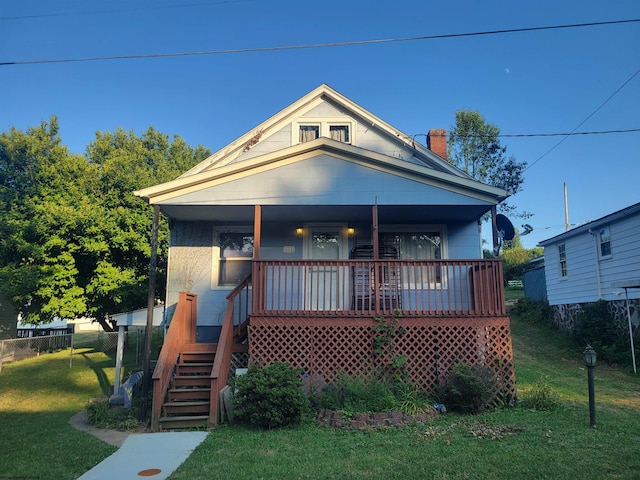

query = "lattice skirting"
[249,316,516,406]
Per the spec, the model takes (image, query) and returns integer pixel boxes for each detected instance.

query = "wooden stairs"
[159,348,215,430]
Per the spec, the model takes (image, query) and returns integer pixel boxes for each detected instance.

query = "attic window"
[294,119,354,145]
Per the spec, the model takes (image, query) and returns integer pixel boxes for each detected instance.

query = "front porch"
[151,258,515,430]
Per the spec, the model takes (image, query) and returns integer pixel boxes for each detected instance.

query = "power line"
[1,18,639,66]
[414,128,640,140]
[524,68,640,171]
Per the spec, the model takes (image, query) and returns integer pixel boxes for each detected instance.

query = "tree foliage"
[0,117,210,330]
[447,110,528,218]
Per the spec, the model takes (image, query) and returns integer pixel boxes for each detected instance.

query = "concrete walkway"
[70,410,208,479]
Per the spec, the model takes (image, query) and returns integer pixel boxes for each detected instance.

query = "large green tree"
[447,110,528,218]
[0,118,210,330]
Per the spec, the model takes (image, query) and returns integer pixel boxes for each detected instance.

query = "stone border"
[317,408,437,430]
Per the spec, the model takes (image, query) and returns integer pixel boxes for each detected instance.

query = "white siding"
[543,211,640,305]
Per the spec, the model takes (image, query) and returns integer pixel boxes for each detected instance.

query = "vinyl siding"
[543,212,640,305]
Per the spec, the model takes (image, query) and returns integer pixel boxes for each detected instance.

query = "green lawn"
[1,312,639,480]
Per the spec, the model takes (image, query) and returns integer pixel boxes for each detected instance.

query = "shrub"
[439,363,498,414]
[232,362,309,429]
[572,300,630,364]
[511,298,554,326]
[313,373,396,414]
[520,376,560,411]
[86,397,143,431]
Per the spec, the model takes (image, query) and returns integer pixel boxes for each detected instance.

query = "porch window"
[558,243,567,277]
[381,232,443,284]
[599,226,611,257]
[219,233,254,286]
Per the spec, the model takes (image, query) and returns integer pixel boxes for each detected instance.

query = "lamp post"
[583,345,597,428]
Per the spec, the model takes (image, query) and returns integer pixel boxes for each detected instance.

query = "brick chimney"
[427,129,447,160]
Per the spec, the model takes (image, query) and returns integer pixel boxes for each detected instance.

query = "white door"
[304,225,348,310]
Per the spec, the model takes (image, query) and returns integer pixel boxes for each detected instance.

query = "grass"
[168,308,640,480]
[1,310,639,479]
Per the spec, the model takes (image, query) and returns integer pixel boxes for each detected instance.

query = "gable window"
[599,226,611,257]
[558,243,567,277]
[219,232,254,286]
[299,125,319,143]
[294,118,354,145]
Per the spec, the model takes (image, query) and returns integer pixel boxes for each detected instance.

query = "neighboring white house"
[538,202,640,331]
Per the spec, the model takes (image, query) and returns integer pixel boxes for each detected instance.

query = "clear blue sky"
[1,0,639,249]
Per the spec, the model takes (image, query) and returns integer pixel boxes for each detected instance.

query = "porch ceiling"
[159,204,490,223]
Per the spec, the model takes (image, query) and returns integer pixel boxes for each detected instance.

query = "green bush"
[520,376,560,411]
[439,363,498,414]
[511,298,554,326]
[232,362,309,429]
[313,373,396,414]
[86,397,143,431]
[572,300,630,364]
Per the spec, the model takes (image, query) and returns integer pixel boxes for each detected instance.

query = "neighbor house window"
[219,233,254,286]
[599,226,611,257]
[294,119,354,145]
[558,243,567,277]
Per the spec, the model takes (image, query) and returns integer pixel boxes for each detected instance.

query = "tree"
[0,118,210,330]
[447,110,528,218]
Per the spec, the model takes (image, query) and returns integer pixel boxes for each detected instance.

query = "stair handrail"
[209,274,251,426]
[151,292,197,431]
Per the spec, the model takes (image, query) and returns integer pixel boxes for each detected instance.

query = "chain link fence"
[0,327,164,373]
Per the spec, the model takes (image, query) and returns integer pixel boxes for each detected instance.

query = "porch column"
[254,205,261,260]
[491,205,498,255]
[372,204,379,259]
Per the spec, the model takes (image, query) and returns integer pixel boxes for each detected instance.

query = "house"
[134,84,516,430]
[538,202,640,332]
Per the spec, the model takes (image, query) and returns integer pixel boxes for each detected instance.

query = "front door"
[304,225,348,310]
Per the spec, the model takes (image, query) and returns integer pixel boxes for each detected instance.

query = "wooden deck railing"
[151,292,197,431]
[253,259,505,317]
[209,274,252,426]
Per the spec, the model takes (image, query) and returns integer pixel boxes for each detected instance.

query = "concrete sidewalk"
[70,410,208,479]
[77,431,208,480]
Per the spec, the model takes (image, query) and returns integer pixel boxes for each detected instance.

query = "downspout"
[589,229,602,299]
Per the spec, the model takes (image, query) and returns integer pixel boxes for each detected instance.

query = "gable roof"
[179,83,469,178]
[538,201,640,246]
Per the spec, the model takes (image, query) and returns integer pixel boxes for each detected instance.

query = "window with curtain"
[381,232,443,284]
[219,233,254,285]
[299,125,319,143]
[329,125,350,143]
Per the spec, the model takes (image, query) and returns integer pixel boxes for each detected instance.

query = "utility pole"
[564,182,569,232]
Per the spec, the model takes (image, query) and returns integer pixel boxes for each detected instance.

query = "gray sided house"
[539,202,640,332]
[135,84,516,430]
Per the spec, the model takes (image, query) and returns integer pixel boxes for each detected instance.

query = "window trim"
[292,118,355,145]
[598,225,612,259]
[378,224,448,288]
[558,243,568,278]
[212,226,254,289]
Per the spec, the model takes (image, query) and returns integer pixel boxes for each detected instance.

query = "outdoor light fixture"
[347,227,355,237]
[296,227,304,239]
[583,344,597,428]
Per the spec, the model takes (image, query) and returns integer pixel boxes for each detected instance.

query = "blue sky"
[1,0,639,249]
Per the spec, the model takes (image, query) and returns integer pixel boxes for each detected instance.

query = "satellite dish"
[496,214,515,241]
[521,224,534,236]
[493,214,515,257]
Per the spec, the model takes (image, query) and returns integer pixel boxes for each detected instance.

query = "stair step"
[168,387,211,402]
[159,415,209,430]
[176,362,212,375]
[163,400,210,416]
[180,351,216,363]
[172,376,210,388]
